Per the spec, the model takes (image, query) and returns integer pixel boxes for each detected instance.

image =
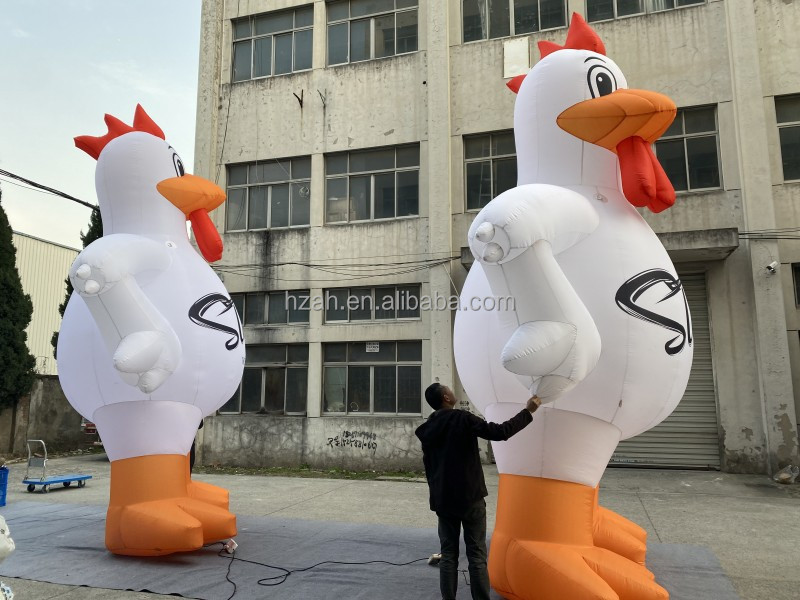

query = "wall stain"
[774,413,799,465]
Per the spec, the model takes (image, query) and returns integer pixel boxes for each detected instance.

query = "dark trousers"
[436,498,491,600]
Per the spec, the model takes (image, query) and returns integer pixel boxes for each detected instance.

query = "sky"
[0,0,202,249]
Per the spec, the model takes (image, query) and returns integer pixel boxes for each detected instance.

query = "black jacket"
[415,408,533,515]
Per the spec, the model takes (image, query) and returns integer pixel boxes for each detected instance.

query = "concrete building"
[11,232,78,376]
[194,0,800,474]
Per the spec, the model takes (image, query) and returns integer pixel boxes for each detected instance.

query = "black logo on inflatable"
[188,293,244,351]
[615,269,692,355]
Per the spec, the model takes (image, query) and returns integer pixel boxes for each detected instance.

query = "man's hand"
[526,396,542,413]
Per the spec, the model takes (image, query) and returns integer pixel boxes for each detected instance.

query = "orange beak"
[557,89,677,213]
[557,89,676,149]
[157,174,226,263]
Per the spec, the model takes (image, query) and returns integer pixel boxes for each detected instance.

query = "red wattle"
[616,136,675,213]
[189,210,223,263]
[650,152,677,213]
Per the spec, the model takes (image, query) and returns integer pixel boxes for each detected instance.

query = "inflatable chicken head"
[75,105,225,262]
[508,13,677,213]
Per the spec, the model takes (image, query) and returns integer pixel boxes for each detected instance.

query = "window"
[322,341,422,414]
[230,290,310,325]
[586,0,704,22]
[226,157,311,231]
[793,263,800,305]
[220,344,309,414]
[777,94,800,181]
[232,6,314,82]
[324,285,421,322]
[654,106,721,192]
[325,145,420,223]
[327,0,418,65]
[463,0,566,42]
[464,131,517,210]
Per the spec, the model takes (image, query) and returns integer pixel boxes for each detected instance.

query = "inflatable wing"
[454,14,692,600]
[58,105,244,556]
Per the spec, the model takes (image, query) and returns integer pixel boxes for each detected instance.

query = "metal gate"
[611,272,721,469]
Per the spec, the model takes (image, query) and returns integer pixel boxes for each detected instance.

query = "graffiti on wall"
[327,430,378,451]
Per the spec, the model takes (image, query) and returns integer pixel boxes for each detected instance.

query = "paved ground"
[1,453,799,599]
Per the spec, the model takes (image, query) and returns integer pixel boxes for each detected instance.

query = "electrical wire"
[212,543,429,599]
[738,227,800,241]
[7,159,800,244]
[234,249,456,262]
[224,549,237,600]
[214,258,457,283]
[211,255,459,284]
[216,255,458,268]
[215,0,240,185]
[0,175,59,196]
[216,262,457,278]
[0,168,97,211]
[18,152,800,247]
[216,257,458,270]
[0,169,461,278]
[442,261,461,296]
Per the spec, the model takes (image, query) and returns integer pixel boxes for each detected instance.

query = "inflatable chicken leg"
[454,15,692,600]
[58,105,244,556]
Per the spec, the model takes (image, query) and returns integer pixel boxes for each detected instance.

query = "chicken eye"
[587,65,617,98]
[172,153,185,177]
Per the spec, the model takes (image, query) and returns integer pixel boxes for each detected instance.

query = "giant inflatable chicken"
[454,14,693,600]
[58,106,244,556]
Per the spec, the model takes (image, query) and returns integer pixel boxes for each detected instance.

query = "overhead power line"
[10,165,800,244]
[0,168,97,211]
[213,256,459,283]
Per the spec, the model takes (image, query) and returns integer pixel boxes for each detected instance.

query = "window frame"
[464,130,517,212]
[232,6,314,82]
[462,0,568,43]
[654,105,722,194]
[322,341,423,415]
[327,0,419,66]
[585,0,706,23]
[776,94,800,183]
[219,344,309,415]
[225,158,312,232]
[230,290,311,326]
[323,285,422,323]
[324,144,420,224]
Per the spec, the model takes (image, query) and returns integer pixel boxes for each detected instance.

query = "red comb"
[75,104,165,160]
[507,74,527,94]
[538,13,606,59]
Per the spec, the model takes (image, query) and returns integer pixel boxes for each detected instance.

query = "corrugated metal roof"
[12,232,79,375]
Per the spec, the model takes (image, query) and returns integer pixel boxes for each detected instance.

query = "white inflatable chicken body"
[454,15,692,600]
[0,515,14,600]
[58,106,244,556]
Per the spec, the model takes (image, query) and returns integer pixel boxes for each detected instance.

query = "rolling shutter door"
[611,272,721,469]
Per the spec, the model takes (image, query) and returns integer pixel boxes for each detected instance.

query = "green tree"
[51,207,102,358]
[0,187,36,409]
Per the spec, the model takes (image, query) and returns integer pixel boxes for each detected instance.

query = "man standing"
[415,383,540,600]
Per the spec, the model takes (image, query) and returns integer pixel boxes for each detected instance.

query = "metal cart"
[22,440,92,493]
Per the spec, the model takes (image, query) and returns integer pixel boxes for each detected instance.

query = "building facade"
[12,232,78,376]
[194,0,800,473]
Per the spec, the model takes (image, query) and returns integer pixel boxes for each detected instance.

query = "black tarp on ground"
[0,502,740,599]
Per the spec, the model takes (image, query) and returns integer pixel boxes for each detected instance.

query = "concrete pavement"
[1,453,798,599]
